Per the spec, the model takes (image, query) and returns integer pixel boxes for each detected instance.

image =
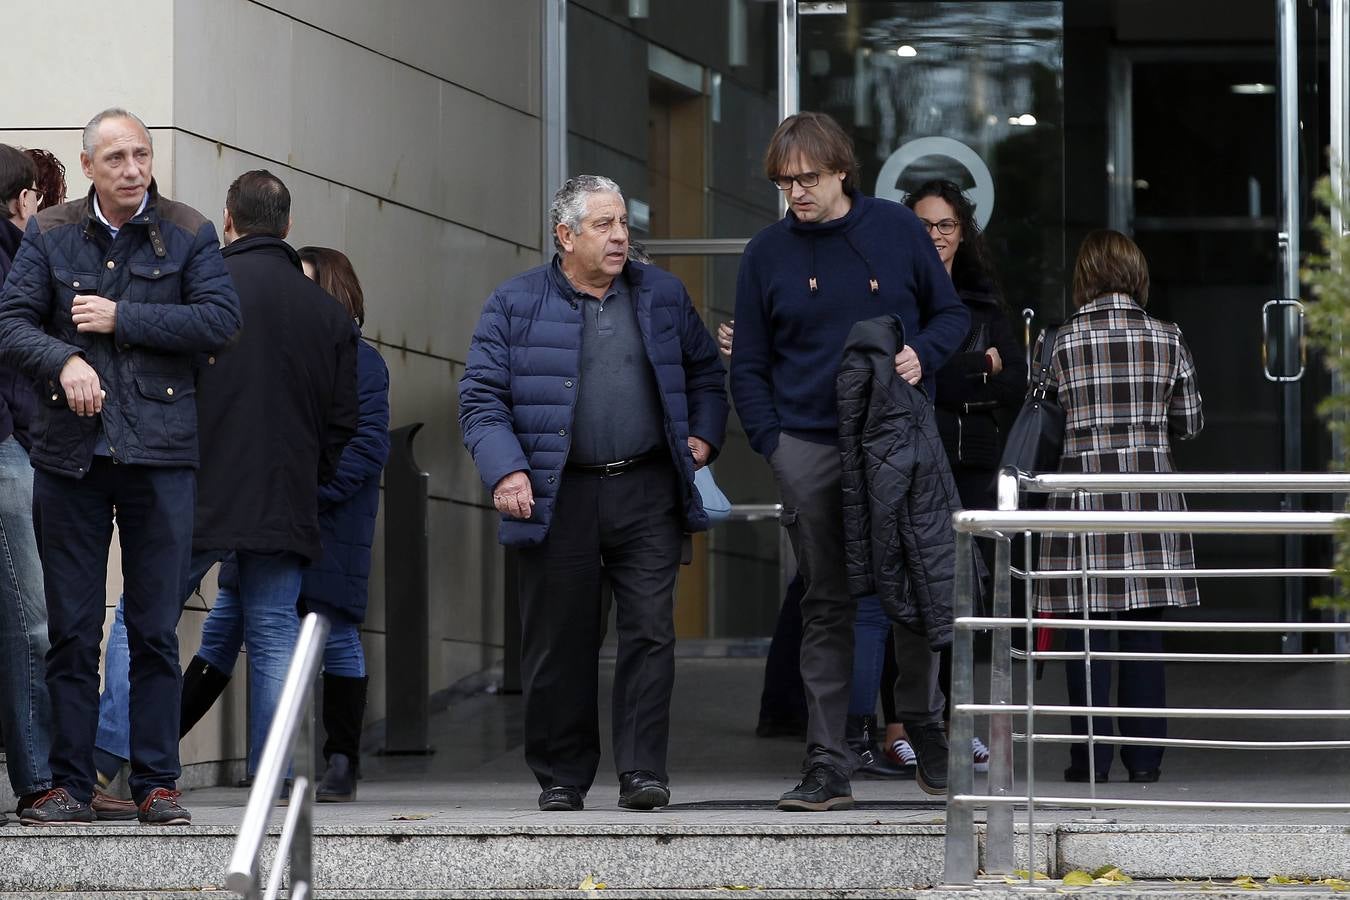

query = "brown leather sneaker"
[91,789,138,821]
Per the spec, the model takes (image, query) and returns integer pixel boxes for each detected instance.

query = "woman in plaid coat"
[1035,230,1204,784]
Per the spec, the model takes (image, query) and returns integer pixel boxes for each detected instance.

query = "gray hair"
[82,108,153,156]
[549,174,623,252]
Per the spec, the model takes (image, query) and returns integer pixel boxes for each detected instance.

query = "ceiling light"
[895,45,917,58]
[1231,83,1276,95]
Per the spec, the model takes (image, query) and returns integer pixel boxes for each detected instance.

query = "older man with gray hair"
[459,175,727,812]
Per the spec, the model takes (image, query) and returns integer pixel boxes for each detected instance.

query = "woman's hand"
[985,346,1003,375]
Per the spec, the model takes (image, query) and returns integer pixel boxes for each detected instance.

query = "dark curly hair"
[903,179,999,297]
[24,148,66,210]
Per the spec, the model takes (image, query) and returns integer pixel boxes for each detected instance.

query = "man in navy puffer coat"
[0,109,240,826]
[459,175,727,813]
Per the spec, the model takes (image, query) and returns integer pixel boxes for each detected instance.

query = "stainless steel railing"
[226,612,330,900]
[943,471,1350,888]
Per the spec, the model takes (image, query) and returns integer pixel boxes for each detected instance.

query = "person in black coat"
[92,170,359,787]
[298,246,391,801]
[905,180,1026,509]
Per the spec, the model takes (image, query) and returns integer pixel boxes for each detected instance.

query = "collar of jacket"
[1076,292,1140,316]
[0,217,22,264]
[840,313,931,401]
[80,180,162,241]
[221,233,302,269]
[546,253,647,304]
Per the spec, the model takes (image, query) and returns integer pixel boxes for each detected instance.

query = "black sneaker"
[776,764,854,811]
[538,786,584,811]
[904,721,949,796]
[137,788,191,826]
[19,788,94,826]
[618,770,670,810]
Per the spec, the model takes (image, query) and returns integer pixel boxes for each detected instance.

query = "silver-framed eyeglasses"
[770,171,821,191]
[920,218,959,236]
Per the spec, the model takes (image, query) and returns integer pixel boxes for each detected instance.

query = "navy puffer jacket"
[0,184,241,476]
[301,338,390,625]
[459,259,728,546]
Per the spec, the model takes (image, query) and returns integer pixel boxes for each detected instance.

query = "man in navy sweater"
[731,112,969,810]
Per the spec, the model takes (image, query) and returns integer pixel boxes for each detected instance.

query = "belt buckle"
[603,458,629,476]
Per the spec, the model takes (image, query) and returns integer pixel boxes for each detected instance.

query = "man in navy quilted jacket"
[459,175,727,812]
[0,108,241,826]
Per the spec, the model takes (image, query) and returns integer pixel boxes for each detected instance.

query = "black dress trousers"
[516,457,683,792]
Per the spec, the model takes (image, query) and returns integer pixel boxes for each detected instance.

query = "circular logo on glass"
[875,137,994,230]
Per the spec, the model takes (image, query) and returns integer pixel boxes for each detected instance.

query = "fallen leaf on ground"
[579,874,606,890]
[1231,875,1262,890]
[1061,870,1094,886]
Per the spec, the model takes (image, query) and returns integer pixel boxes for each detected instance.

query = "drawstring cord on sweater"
[806,231,881,296]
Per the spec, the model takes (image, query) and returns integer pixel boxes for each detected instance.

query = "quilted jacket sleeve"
[0,223,84,381]
[320,341,390,506]
[114,221,241,353]
[836,361,876,599]
[679,288,728,459]
[458,289,530,491]
[896,403,959,649]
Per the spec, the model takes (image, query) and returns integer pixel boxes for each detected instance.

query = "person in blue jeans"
[90,170,358,789]
[0,145,54,822]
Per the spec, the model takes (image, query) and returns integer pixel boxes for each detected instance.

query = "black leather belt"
[565,449,664,476]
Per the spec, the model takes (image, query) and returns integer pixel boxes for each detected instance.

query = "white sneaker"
[972,736,990,773]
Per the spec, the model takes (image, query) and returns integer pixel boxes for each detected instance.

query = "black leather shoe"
[538,786,584,811]
[776,764,854,811]
[618,771,670,810]
[1128,768,1161,783]
[903,721,949,796]
[1064,767,1110,783]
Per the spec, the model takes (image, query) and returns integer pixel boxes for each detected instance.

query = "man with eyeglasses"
[731,111,969,811]
[0,143,55,826]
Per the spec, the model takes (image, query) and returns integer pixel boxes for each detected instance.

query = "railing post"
[290,689,316,897]
[382,423,433,754]
[985,535,1015,873]
[943,529,977,885]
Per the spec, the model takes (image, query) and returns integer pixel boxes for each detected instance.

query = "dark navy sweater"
[730,192,969,457]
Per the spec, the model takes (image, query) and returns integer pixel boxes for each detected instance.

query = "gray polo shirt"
[565,272,666,465]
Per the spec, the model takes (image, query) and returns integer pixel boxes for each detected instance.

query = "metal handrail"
[226,612,330,899]
[942,471,1350,889]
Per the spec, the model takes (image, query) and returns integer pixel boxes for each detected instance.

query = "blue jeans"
[35,460,194,805]
[97,551,301,779]
[323,621,365,678]
[0,437,52,797]
[195,552,302,776]
[849,594,889,717]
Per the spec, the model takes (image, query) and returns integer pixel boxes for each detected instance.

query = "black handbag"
[997,326,1063,475]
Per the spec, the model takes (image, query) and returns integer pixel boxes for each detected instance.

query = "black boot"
[847,714,909,778]
[317,674,367,802]
[180,655,232,739]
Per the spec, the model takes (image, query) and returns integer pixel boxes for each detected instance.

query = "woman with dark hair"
[297,246,391,801]
[905,179,1026,508]
[1036,229,1203,784]
[853,180,1025,775]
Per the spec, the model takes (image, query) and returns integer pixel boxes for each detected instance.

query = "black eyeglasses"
[770,171,821,191]
[919,217,959,236]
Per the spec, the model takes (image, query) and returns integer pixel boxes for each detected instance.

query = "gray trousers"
[770,433,943,773]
